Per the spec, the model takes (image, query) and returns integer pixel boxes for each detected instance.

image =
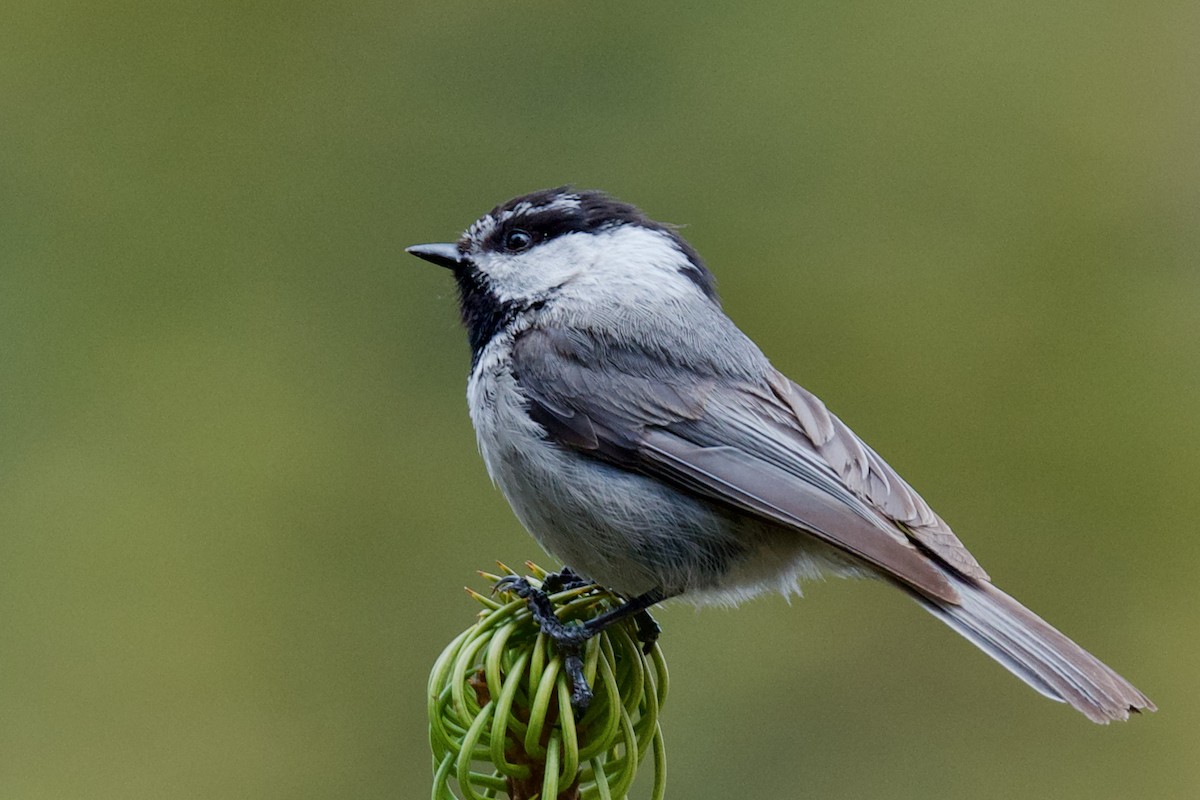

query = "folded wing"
[512,325,965,602]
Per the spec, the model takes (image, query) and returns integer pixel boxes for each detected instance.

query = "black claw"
[633,609,661,654]
[492,574,533,597]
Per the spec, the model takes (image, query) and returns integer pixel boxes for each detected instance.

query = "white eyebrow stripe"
[463,194,585,244]
[464,194,583,243]
[500,195,582,223]
[531,195,582,215]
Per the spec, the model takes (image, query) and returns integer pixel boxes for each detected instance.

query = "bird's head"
[407,188,717,355]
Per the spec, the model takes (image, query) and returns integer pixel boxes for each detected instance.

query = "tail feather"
[916,578,1155,723]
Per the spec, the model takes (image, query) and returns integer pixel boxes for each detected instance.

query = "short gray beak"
[406,242,463,270]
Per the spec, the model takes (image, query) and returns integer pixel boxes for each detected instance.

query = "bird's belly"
[498,439,753,596]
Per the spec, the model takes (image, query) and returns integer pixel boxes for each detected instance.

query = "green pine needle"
[429,564,669,800]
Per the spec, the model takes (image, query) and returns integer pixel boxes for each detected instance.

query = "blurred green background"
[2,1,1196,797]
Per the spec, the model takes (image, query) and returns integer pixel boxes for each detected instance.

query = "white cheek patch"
[476,236,595,304]
[472,224,703,308]
[565,226,703,303]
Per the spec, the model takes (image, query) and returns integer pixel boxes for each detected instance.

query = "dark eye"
[503,229,533,252]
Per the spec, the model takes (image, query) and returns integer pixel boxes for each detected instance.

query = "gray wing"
[512,325,986,604]
[767,374,988,581]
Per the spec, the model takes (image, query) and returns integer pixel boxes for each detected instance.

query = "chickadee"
[407,187,1154,723]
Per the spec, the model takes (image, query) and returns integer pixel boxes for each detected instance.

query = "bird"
[406,186,1154,723]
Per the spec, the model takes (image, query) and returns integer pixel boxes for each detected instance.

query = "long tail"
[915,578,1155,723]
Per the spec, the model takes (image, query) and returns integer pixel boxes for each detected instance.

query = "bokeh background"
[2,2,1197,797]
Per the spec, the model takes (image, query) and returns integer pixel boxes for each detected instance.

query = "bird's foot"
[493,574,595,713]
[493,574,667,712]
